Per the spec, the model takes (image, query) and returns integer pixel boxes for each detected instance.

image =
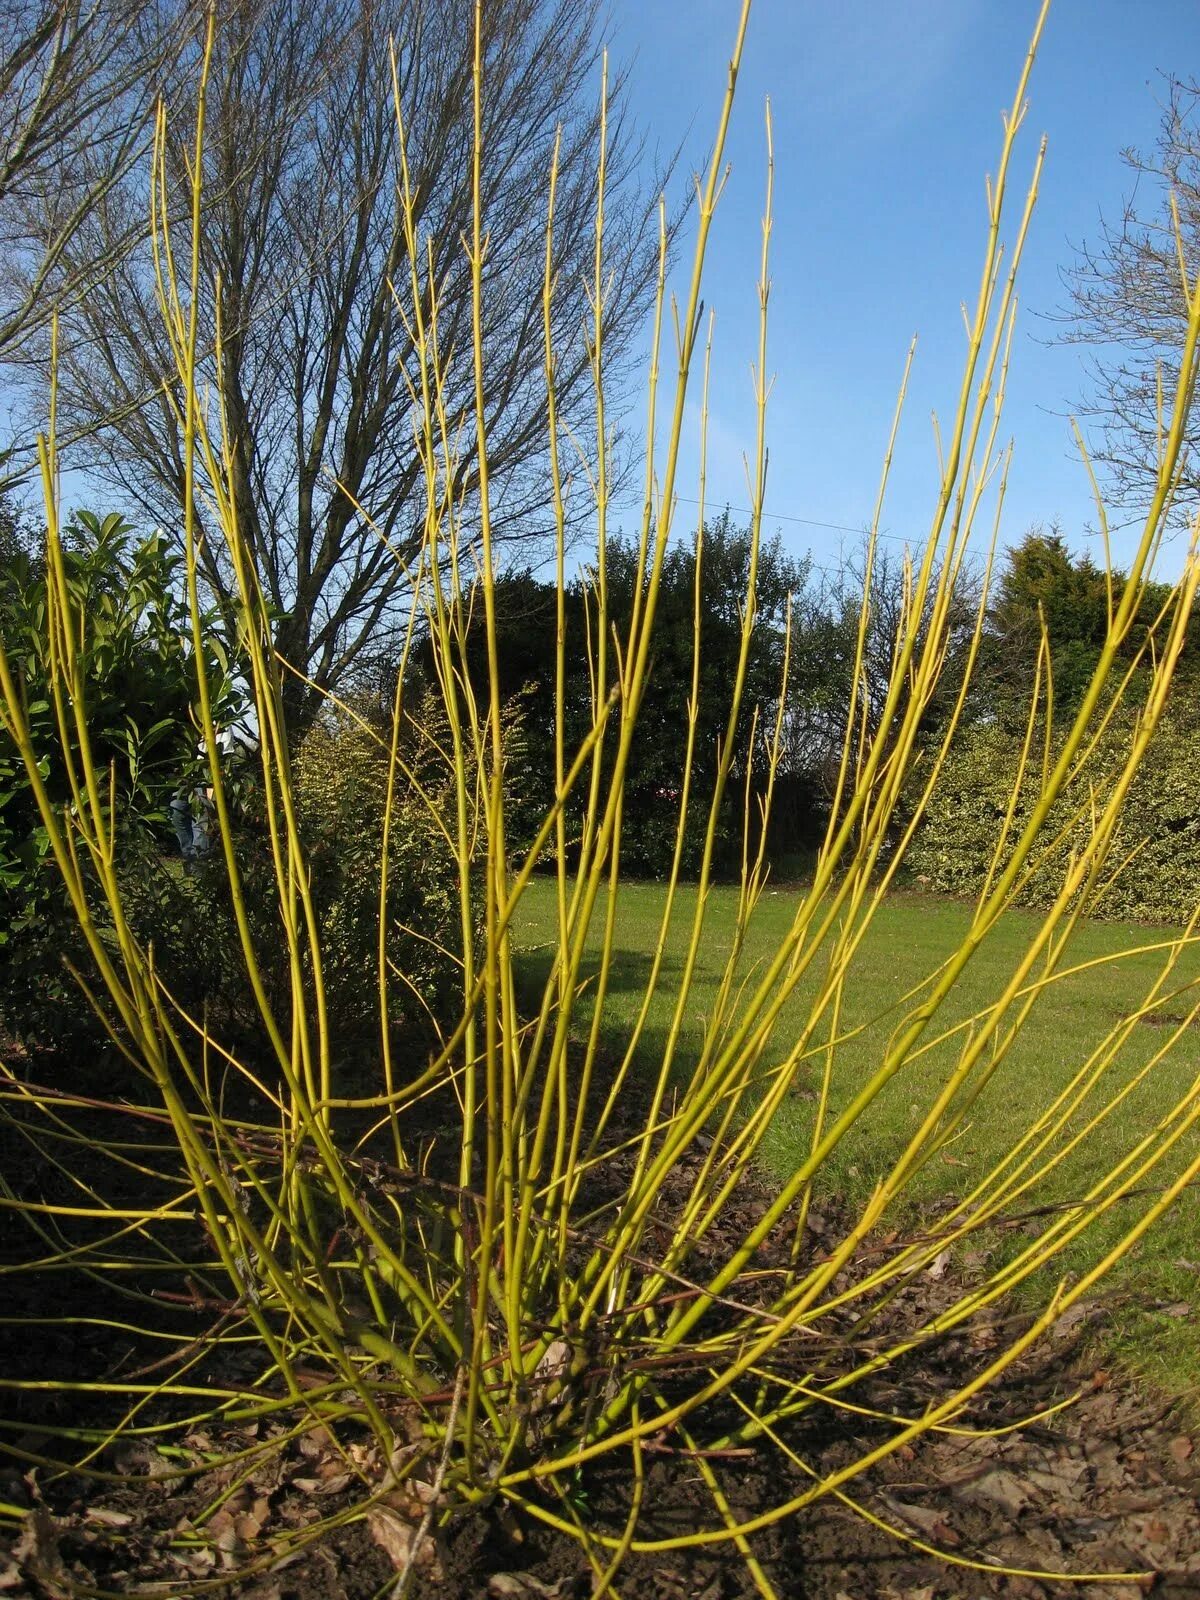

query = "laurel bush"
[906,707,1200,923]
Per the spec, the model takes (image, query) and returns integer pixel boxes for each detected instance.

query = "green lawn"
[513,879,1200,1396]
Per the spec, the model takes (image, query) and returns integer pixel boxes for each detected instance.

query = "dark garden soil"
[4,1342,1198,1600]
[2,1039,1198,1600]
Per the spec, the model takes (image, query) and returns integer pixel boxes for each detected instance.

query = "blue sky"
[602,0,1200,581]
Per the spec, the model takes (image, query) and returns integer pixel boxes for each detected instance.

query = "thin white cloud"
[783,0,984,143]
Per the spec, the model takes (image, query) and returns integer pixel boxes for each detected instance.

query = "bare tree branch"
[0,0,184,373]
[41,0,668,726]
[1056,74,1200,522]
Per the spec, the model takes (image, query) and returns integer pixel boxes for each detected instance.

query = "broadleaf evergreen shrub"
[102,690,472,1057]
[905,705,1200,922]
[0,510,245,1039]
[907,530,1200,923]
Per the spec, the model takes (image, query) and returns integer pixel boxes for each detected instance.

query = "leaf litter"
[2,1143,1199,1597]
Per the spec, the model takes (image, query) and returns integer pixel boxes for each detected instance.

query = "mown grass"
[514,878,1200,1397]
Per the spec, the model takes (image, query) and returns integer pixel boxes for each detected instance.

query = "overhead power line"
[673,494,871,539]
[607,491,924,549]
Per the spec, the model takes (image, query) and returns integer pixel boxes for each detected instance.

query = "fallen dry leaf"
[487,1573,562,1598]
[968,1319,1000,1351]
[84,1507,133,1529]
[927,1247,952,1280]
[234,1495,272,1542]
[958,1467,1033,1518]
[1169,1435,1194,1463]
[1025,1456,1087,1499]
[1049,1301,1094,1340]
[367,1504,441,1579]
[532,1339,572,1398]
[315,1472,352,1496]
[12,1509,67,1596]
[207,1506,247,1570]
[880,1495,961,1546]
[367,1505,416,1567]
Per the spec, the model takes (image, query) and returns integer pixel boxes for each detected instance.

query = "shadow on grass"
[512,940,687,1089]
[515,940,682,1003]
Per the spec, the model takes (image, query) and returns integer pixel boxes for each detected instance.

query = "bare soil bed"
[4,1285,1197,1599]
[2,1051,1197,1600]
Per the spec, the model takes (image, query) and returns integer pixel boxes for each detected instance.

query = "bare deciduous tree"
[49,0,664,725]
[1058,75,1200,518]
[0,0,176,371]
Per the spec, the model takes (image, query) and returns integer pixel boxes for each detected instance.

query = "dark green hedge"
[904,711,1200,924]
